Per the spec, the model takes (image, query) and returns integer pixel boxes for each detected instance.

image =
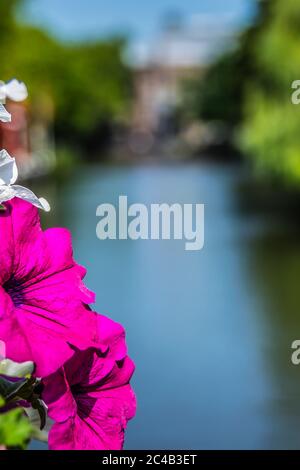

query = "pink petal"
[48,385,136,450]
[0,199,99,376]
[43,314,136,450]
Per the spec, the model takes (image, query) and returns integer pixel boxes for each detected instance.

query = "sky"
[23,0,254,43]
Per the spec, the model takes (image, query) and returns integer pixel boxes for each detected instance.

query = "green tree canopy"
[0,0,132,154]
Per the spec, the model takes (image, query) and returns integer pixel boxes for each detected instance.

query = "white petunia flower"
[0,79,28,103]
[0,149,50,211]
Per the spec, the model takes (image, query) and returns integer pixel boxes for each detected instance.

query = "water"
[31,162,300,449]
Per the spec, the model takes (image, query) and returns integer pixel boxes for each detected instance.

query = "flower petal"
[1,80,28,102]
[0,358,34,377]
[0,204,14,283]
[0,185,15,203]
[48,385,136,450]
[0,199,100,377]
[11,185,49,211]
[44,314,136,450]
[0,340,5,360]
[0,150,18,185]
[0,289,32,368]
[0,104,11,122]
[38,197,50,212]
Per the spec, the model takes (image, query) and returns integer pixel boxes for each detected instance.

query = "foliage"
[0,358,46,449]
[0,399,32,449]
[182,0,300,186]
[183,44,249,126]
[0,0,132,154]
[0,0,22,52]
[181,5,263,127]
[239,0,300,185]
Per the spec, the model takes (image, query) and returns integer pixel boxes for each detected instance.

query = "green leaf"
[0,375,47,430]
[0,408,32,449]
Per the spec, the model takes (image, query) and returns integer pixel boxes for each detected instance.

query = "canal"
[31,161,300,449]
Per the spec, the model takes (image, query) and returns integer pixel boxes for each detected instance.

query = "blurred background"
[3,0,300,449]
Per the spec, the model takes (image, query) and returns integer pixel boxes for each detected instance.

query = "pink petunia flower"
[0,198,101,377]
[43,314,136,450]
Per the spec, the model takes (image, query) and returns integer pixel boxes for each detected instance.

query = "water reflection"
[30,162,300,449]
[246,228,300,449]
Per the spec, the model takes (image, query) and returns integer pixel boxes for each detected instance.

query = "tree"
[239,0,300,185]
[0,0,132,155]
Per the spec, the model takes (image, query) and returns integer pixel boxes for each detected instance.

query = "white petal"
[0,85,6,102]
[0,184,16,203]
[39,197,51,212]
[0,359,34,377]
[12,185,50,211]
[0,149,18,185]
[0,103,11,122]
[3,79,28,102]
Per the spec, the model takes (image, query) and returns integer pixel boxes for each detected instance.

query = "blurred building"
[128,14,238,152]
